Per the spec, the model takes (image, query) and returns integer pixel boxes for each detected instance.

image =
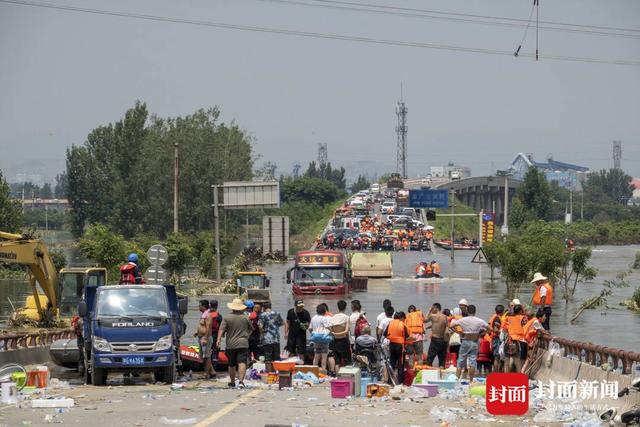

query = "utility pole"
[580,192,584,221]
[395,89,408,179]
[212,185,221,284]
[173,143,179,233]
[450,189,455,262]
[503,174,509,235]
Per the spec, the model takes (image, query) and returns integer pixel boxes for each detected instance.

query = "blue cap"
[127,253,139,263]
[245,300,254,309]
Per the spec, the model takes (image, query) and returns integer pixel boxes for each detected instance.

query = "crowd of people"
[201,272,554,387]
[316,214,434,251]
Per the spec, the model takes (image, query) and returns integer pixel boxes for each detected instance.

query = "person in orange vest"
[430,261,441,278]
[531,272,553,331]
[402,238,409,251]
[521,308,547,374]
[415,262,427,278]
[424,262,433,278]
[384,311,408,384]
[502,302,528,373]
[405,305,426,367]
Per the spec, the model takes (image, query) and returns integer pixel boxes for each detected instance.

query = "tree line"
[64,101,253,238]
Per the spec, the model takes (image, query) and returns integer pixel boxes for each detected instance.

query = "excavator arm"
[0,231,59,317]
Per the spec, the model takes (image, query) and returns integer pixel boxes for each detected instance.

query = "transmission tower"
[395,98,408,179]
[613,140,622,169]
[318,143,328,166]
[292,162,301,178]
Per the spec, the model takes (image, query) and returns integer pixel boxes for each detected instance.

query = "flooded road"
[1,246,638,351]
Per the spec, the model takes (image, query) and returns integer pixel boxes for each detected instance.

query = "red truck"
[287,250,350,295]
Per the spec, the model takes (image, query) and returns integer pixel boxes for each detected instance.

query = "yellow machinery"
[236,271,271,304]
[350,252,393,278]
[0,231,106,320]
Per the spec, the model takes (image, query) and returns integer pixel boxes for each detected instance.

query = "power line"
[304,0,640,34]
[258,0,640,40]
[2,0,639,66]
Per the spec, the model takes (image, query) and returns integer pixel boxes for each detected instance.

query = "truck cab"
[79,284,187,385]
[287,250,350,295]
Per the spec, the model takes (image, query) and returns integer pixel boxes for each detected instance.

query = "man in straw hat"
[531,272,553,331]
[217,298,253,388]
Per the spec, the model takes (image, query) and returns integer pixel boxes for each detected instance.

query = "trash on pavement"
[159,416,198,425]
[32,398,75,408]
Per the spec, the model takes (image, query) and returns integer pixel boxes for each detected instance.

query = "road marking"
[194,389,262,426]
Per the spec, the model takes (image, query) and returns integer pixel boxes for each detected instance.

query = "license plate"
[122,356,145,365]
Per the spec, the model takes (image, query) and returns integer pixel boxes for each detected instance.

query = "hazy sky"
[1,0,639,183]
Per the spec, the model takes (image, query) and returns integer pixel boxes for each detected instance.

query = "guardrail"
[539,334,640,375]
[0,329,75,351]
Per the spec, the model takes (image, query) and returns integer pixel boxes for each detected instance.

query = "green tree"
[558,247,597,301]
[50,249,67,271]
[40,183,53,199]
[54,173,68,198]
[508,198,532,230]
[164,233,193,279]
[79,224,127,273]
[583,168,633,205]
[517,167,552,220]
[281,176,342,206]
[0,170,22,232]
[350,175,371,193]
[65,103,254,238]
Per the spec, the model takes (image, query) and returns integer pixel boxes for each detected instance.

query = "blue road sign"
[408,189,449,208]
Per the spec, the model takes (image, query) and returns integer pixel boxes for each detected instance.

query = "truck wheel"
[91,364,106,386]
[153,370,164,383]
[163,363,176,384]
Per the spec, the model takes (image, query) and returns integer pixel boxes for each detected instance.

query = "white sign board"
[263,216,289,257]
[147,244,168,266]
[144,266,167,284]
[223,181,280,209]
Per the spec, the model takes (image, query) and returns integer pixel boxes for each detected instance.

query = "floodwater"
[190,244,640,352]
[2,246,639,351]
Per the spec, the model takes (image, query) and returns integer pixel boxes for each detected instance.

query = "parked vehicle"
[79,284,188,385]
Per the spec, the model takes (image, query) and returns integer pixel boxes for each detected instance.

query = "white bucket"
[1,382,18,404]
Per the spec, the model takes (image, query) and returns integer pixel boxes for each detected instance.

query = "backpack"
[119,263,137,284]
[354,314,370,338]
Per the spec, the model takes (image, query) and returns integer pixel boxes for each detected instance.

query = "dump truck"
[236,271,271,304]
[350,252,393,278]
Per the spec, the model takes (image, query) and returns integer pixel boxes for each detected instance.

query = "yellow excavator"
[0,231,106,321]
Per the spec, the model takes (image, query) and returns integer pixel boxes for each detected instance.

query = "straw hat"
[227,298,247,311]
[458,298,468,306]
[530,272,548,283]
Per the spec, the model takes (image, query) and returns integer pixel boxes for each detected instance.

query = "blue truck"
[78,283,187,385]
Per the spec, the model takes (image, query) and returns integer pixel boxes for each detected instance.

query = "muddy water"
[2,246,639,351]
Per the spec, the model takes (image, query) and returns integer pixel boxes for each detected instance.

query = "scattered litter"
[159,417,198,425]
[32,398,74,408]
[307,397,318,401]
[287,397,297,401]
[171,383,185,390]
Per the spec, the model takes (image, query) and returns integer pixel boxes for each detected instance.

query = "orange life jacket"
[405,311,424,335]
[533,282,554,305]
[386,319,406,345]
[477,336,492,362]
[425,264,433,274]
[505,314,527,341]
[524,317,539,345]
[488,313,501,338]
[432,263,441,274]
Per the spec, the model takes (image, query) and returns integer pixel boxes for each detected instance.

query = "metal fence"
[539,334,640,375]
